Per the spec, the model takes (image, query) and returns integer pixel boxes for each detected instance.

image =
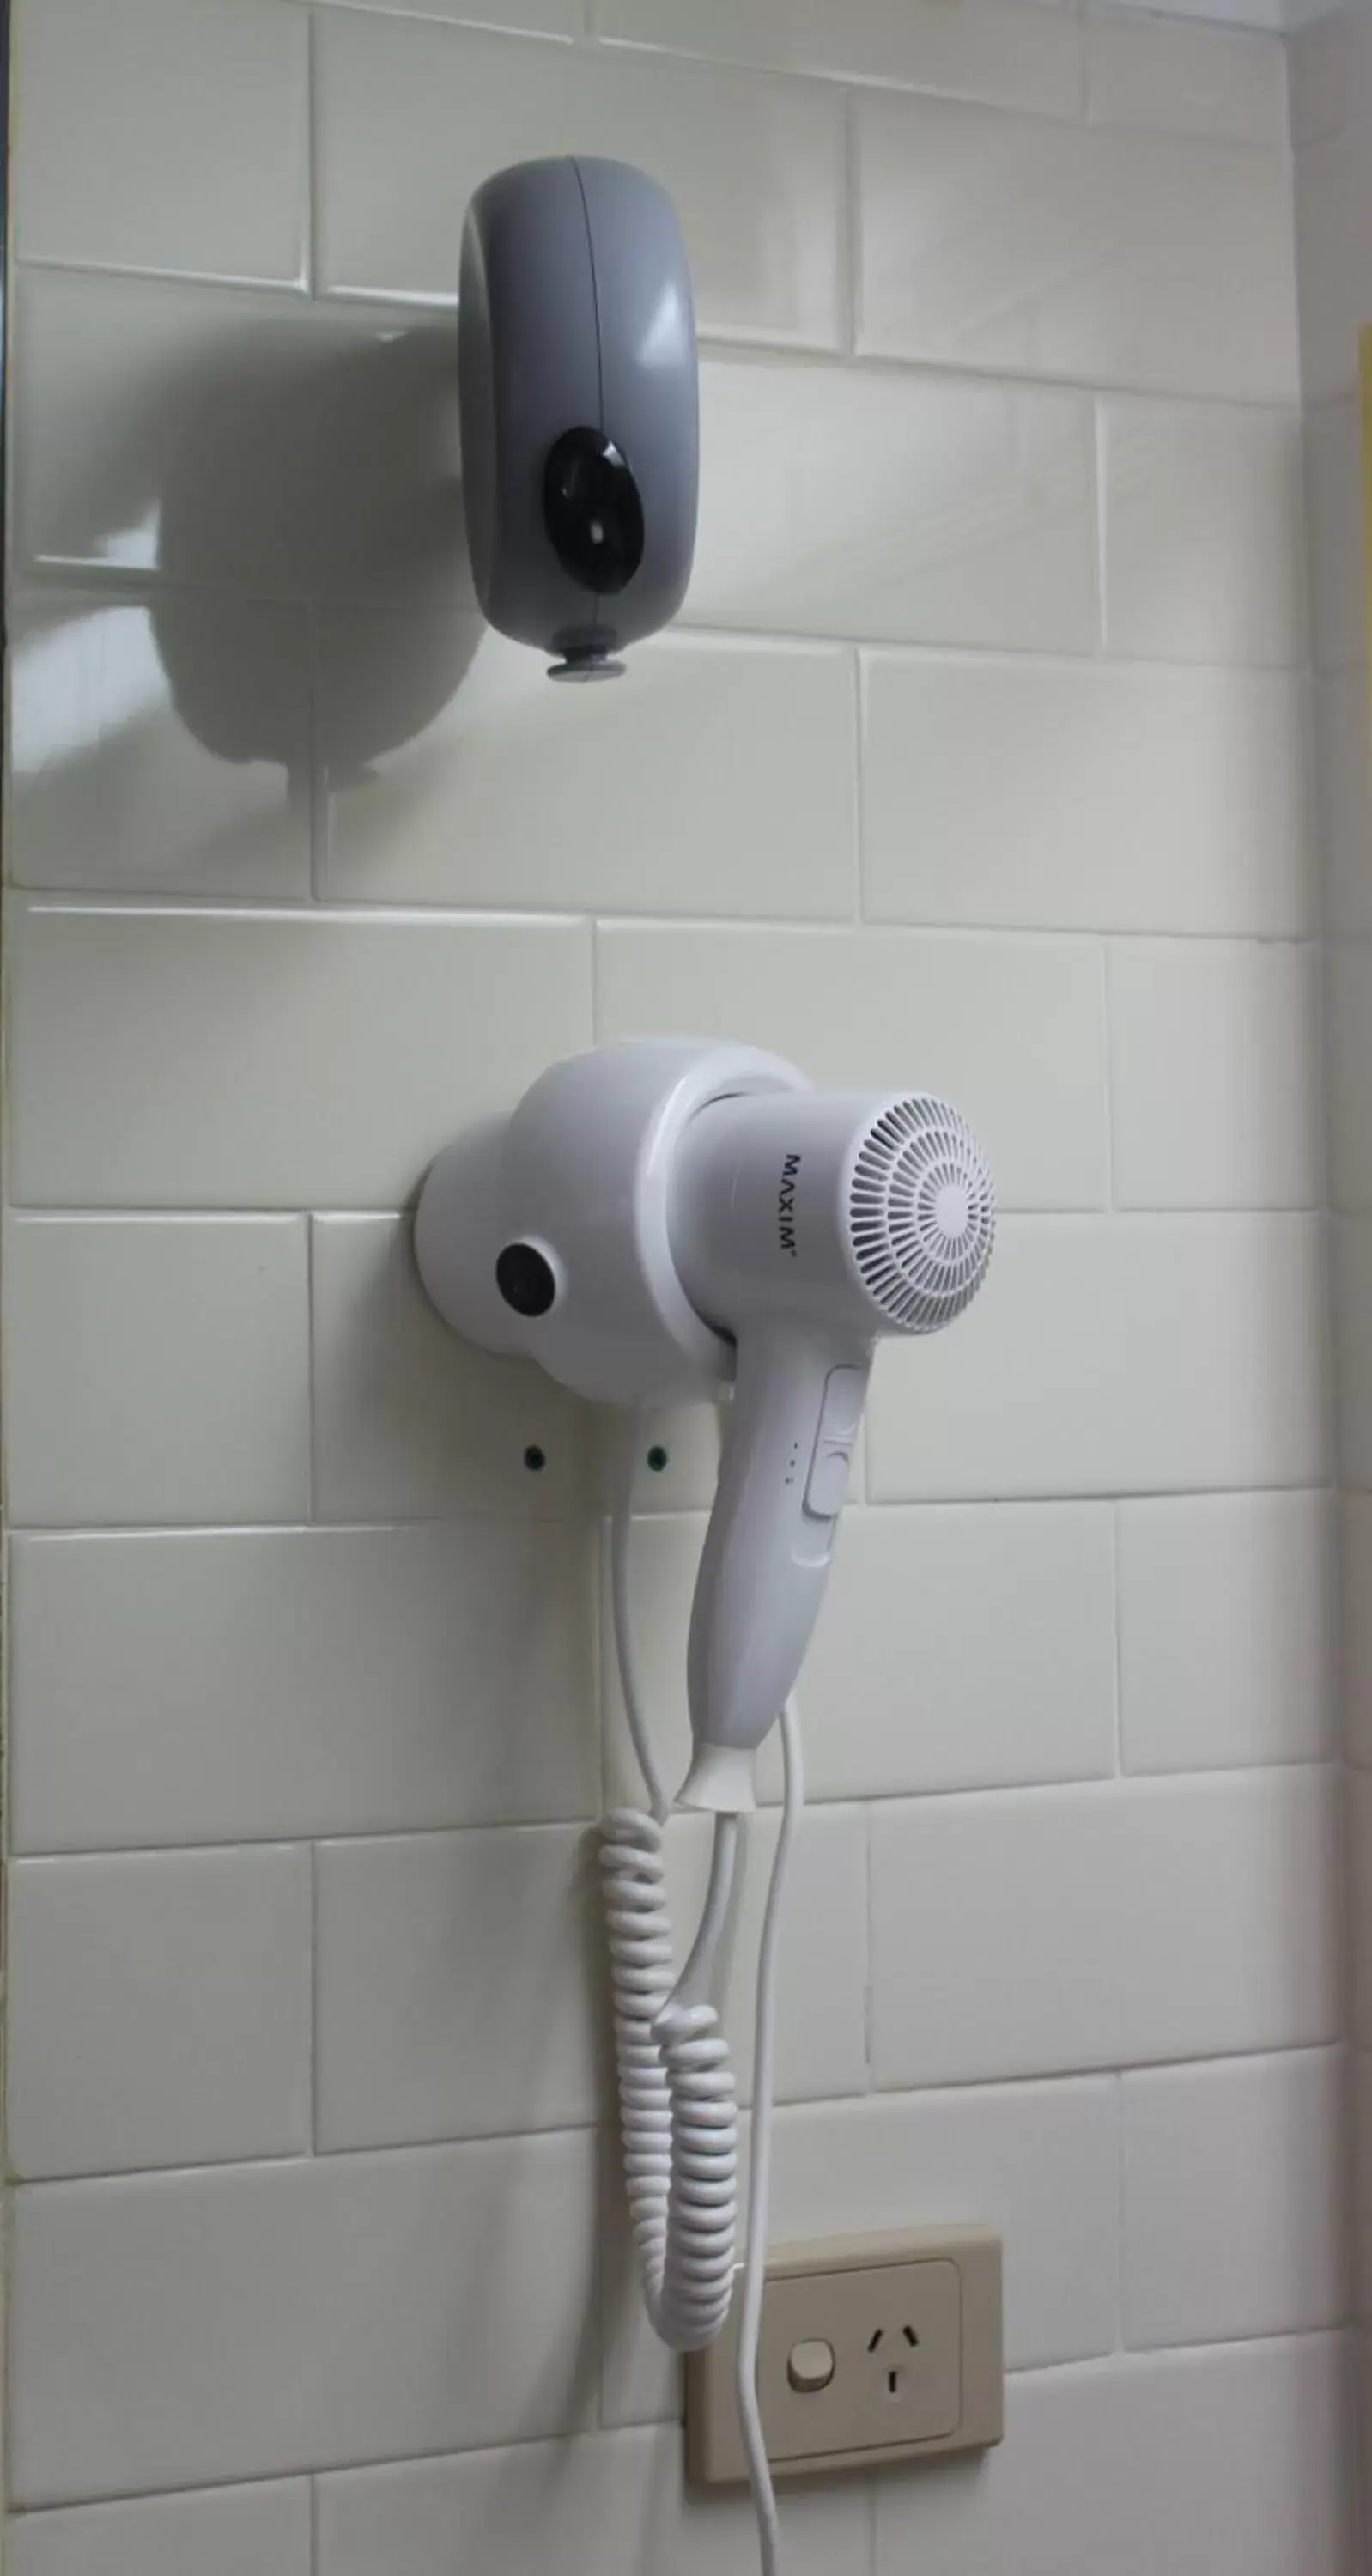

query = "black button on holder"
[495,1241,559,1319]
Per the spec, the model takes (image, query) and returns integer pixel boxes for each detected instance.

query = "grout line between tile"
[6,1753,1340,1868]
[841,86,862,362]
[862,1801,876,2093]
[589,919,605,1045]
[5,2326,1350,2520]
[308,1842,321,2156]
[9,2040,1345,2193]
[306,601,327,903]
[1092,395,1109,656]
[1112,2069,1127,2352]
[9,888,1326,943]
[1110,1500,1125,1777]
[1099,938,1116,1212]
[304,1216,319,1525]
[3,1464,1342,1545]
[304,9,320,298]
[850,646,865,924]
[12,252,1308,419]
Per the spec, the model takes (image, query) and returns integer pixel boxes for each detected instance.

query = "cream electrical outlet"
[685,2227,1003,2484]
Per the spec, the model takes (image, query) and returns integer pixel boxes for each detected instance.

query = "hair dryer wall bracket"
[415,1040,810,1408]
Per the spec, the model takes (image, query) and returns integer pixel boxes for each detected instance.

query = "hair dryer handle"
[678,1322,871,1812]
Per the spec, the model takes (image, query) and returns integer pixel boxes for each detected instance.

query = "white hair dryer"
[415,1039,994,1805]
[414,1038,995,2567]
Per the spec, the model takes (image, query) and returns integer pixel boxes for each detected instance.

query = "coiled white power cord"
[598,1422,800,2573]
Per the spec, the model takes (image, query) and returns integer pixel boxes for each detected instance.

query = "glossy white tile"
[7,1849,312,2178]
[1353,1773,1372,2047]
[1290,9,1372,148]
[314,12,845,348]
[9,905,591,1209]
[6,2485,312,2576]
[1108,939,1323,1209]
[603,1503,1117,1808]
[863,653,1314,937]
[1122,2050,1347,2348]
[313,0,577,27]
[1296,112,1372,404]
[9,1526,598,1852]
[874,2336,1355,2576]
[591,0,1083,115]
[1303,398,1366,674]
[602,2075,1119,2428]
[590,1400,730,1517]
[311,1217,589,1522]
[316,1825,599,2148]
[1354,2057,1372,2319]
[1102,397,1307,666]
[1317,670,1372,938]
[1329,942,1372,1212]
[10,588,312,897]
[13,270,469,613]
[763,2081,1120,2370]
[9,2134,598,2502]
[1119,1491,1335,1774]
[1086,9,1287,142]
[1345,1494,1372,1769]
[15,0,307,284]
[1333,1220,1372,1490]
[319,2425,866,2576]
[856,94,1297,402]
[597,924,1108,1212]
[686,358,1096,650]
[868,1216,1328,1502]
[871,1770,1339,2087]
[321,623,858,917]
[4,1216,309,1528]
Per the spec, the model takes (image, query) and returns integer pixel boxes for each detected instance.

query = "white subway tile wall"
[1120,2049,1348,2348]
[15,0,310,286]
[600,2075,1122,2430]
[1292,15,1372,2549]
[3,2,1352,2571]
[1303,394,1367,674]
[6,1847,313,2180]
[853,93,1298,401]
[7,2484,313,2576]
[873,2336,1356,2576]
[1117,1490,1335,1773]
[1086,12,1288,143]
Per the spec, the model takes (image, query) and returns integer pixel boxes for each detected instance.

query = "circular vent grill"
[849,1096,995,1333]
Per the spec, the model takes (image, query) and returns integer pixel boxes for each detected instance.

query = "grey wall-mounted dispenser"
[458,155,699,679]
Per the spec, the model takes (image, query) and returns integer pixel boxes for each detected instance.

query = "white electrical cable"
[734,1695,803,2576]
[600,1422,741,2349]
[598,1419,801,2575]
[609,1441,668,1826]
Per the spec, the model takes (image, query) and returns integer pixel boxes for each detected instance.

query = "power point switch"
[686,2226,1003,2485]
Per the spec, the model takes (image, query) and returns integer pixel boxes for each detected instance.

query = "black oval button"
[495,1242,558,1318]
[543,428,645,596]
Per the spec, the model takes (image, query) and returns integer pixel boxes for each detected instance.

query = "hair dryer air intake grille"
[849,1096,995,1332]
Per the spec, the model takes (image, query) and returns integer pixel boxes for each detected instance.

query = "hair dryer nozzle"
[848,1094,994,1333]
